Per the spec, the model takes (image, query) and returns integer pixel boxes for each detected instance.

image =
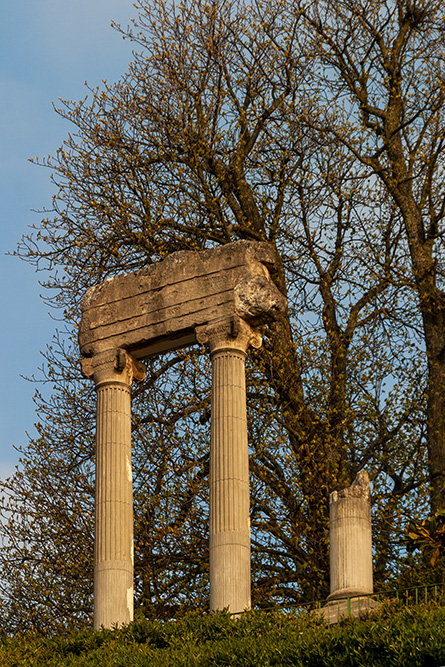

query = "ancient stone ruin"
[79,241,287,629]
[317,470,379,623]
[329,469,373,601]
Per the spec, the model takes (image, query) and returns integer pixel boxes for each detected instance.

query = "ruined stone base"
[314,596,380,625]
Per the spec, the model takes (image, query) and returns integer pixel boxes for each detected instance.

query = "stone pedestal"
[199,321,261,614]
[81,349,145,629]
[316,595,380,624]
[328,470,373,601]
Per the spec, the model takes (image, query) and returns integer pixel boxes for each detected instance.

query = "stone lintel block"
[79,241,286,359]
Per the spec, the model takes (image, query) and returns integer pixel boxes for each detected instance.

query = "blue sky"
[0,0,136,479]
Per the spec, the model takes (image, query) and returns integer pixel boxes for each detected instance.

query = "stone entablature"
[79,241,285,360]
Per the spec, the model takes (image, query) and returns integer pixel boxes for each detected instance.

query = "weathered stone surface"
[234,275,285,324]
[329,470,373,601]
[79,241,287,627]
[314,595,380,625]
[315,470,379,624]
[208,323,254,615]
[330,469,371,503]
[82,350,146,630]
[79,241,286,359]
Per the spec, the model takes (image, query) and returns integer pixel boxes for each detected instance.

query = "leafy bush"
[1,602,444,666]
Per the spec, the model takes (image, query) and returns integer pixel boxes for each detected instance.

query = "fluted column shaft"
[81,349,145,629]
[329,470,373,600]
[204,322,261,614]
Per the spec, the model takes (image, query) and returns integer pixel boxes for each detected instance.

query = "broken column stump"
[316,471,379,624]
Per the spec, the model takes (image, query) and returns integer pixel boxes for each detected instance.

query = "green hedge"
[1,601,444,666]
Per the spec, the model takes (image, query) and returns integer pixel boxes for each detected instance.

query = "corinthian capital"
[196,316,262,357]
[81,348,146,388]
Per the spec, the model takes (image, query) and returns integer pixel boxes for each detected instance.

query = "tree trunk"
[422,304,445,512]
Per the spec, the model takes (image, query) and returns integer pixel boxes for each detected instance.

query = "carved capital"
[81,349,146,389]
[196,317,262,357]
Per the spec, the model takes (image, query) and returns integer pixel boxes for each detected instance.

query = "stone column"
[81,348,145,629]
[329,470,373,600]
[198,319,261,614]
